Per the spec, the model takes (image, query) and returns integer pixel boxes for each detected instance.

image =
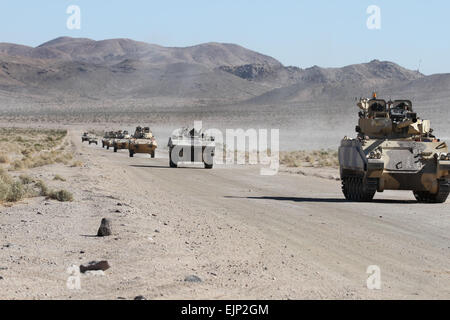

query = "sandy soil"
[0,129,449,300]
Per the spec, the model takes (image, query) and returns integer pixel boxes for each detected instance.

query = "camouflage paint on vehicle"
[102,131,115,149]
[113,130,131,152]
[128,127,158,158]
[338,94,450,203]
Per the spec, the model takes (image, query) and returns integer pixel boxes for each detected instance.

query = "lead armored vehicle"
[339,94,450,203]
[168,127,215,169]
[128,126,157,158]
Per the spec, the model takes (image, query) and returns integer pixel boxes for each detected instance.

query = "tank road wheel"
[150,150,155,158]
[341,176,377,202]
[413,180,450,203]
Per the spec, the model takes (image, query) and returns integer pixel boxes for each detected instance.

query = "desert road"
[1,130,449,299]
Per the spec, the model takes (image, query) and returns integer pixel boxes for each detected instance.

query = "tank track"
[413,179,450,203]
[341,176,377,202]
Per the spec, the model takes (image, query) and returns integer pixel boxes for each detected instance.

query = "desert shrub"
[0,170,12,201]
[0,154,9,164]
[0,168,13,184]
[19,174,34,184]
[35,180,49,196]
[11,160,25,171]
[53,174,66,181]
[71,161,83,167]
[0,181,9,201]
[1,128,71,171]
[0,170,31,203]
[48,189,73,202]
[6,181,25,202]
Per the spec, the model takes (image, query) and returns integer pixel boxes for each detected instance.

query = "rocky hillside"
[0,37,448,108]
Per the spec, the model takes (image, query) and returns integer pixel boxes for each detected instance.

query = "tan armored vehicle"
[82,132,89,143]
[102,131,116,149]
[82,132,97,144]
[88,136,98,145]
[339,93,450,203]
[168,127,215,169]
[113,130,131,152]
[128,126,157,158]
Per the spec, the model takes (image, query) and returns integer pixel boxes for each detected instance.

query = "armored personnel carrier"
[82,132,97,144]
[88,136,98,145]
[128,126,157,158]
[81,132,90,143]
[102,131,116,149]
[339,93,450,203]
[168,127,215,169]
[113,130,131,152]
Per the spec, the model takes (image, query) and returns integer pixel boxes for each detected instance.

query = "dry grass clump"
[280,149,339,168]
[53,174,66,181]
[48,189,73,202]
[34,180,73,202]
[0,169,36,203]
[0,128,76,205]
[35,180,49,196]
[0,154,9,164]
[0,128,73,171]
[0,170,74,204]
[19,174,34,184]
[70,160,83,167]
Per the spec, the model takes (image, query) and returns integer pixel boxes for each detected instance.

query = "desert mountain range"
[0,37,449,107]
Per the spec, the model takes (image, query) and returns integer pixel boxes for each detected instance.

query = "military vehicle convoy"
[168,127,215,169]
[339,94,450,203]
[113,130,131,152]
[128,126,157,158]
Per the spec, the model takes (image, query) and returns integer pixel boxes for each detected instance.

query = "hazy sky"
[1,0,449,75]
